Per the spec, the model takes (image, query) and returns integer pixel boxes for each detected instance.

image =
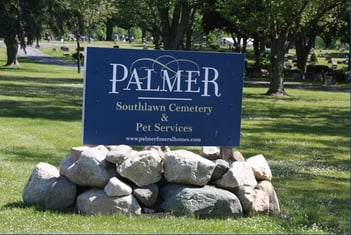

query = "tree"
[115,0,202,50]
[0,0,48,66]
[262,0,312,96]
[292,0,345,74]
[0,1,20,66]
[212,0,267,72]
[73,0,116,42]
[319,1,350,50]
[0,0,115,70]
[105,1,140,43]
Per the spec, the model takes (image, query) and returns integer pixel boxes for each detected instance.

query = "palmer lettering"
[109,63,221,97]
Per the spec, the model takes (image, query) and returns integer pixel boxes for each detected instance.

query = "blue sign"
[83,47,244,146]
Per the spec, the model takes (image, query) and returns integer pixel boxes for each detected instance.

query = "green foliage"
[0,47,349,234]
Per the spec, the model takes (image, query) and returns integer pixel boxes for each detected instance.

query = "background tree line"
[0,0,349,95]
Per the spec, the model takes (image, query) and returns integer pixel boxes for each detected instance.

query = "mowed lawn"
[0,46,349,234]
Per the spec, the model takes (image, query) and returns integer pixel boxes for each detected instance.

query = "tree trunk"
[295,40,309,74]
[184,27,192,50]
[253,37,261,74]
[159,1,191,50]
[152,26,161,50]
[295,32,316,73]
[76,36,81,74]
[184,6,196,51]
[230,33,241,53]
[266,35,287,96]
[241,37,247,53]
[105,19,113,41]
[4,38,19,66]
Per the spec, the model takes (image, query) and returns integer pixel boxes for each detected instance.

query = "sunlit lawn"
[0,46,349,234]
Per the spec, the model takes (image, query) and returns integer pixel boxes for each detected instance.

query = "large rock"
[117,150,162,187]
[133,184,159,207]
[214,161,257,192]
[63,147,116,187]
[45,176,77,209]
[200,146,220,160]
[59,156,75,176]
[247,154,272,181]
[105,145,134,165]
[107,144,132,152]
[76,188,141,215]
[252,188,270,213]
[104,177,132,197]
[71,146,90,161]
[235,186,256,214]
[255,180,280,213]
[160,184,242,218]
[210,159,230,181]
[163,150,215,186]
[144,146,170,159]
[22,162,60,206]
[237,181,280,214]
[233,150,245,162]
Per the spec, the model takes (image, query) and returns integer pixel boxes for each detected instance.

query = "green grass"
[0,46,349,234]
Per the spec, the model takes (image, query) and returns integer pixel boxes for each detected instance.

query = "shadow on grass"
[1,200,76,214]
[0,74,82,121]
[0,74,82,84]
[0,99,82,121]
[1,145,67,165]
[240,129,349,169]
[243,93,350,122]
[7,57,77,70]
[1,201,35,210]
[275,171,350,233]
[244,81,350,93]
[19,56,78,67]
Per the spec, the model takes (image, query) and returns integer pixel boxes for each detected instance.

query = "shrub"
[306,64,331,74]
[310,53,318,62]
[72,52,83,60]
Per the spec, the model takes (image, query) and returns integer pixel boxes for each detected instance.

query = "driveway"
[18,44,77,68]
[1,40,77,68]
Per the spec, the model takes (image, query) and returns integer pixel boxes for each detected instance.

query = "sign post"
[83,47,244,147]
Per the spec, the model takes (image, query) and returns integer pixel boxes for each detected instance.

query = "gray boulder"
[76,188,141,215]
[105,151,128,165]
[143,146,170,159]
[160,184,242,218]
[71,146,90,161]
[211,159,230,181]
[59,156,75,176]
[105,145,134,165]
[104,177,132,197]
[45,176,77,209]
[63,147,116,187]
[214,161,257,192]
[107,144,132,152]
[22,162,59,206]
[133,184,159,207]
[200,146,220,160]
[163,150,215,186]
[117,150,162,187]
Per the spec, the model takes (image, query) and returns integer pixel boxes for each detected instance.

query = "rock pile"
[22,145,280,218]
